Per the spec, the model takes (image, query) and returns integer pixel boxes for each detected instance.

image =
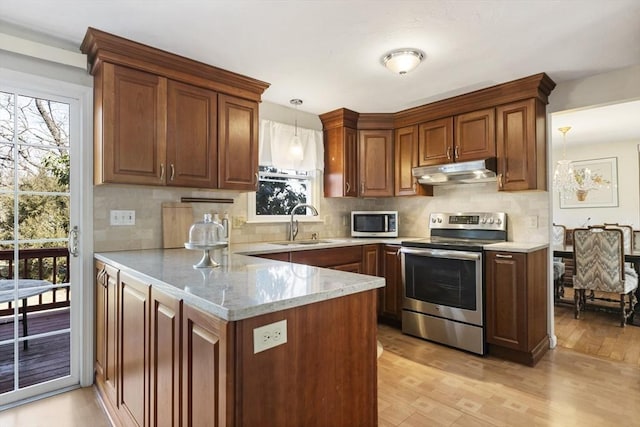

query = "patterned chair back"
[635,231,640,254]
[552,223,566,246]
[573,227,625,292]
[604,223,633,254]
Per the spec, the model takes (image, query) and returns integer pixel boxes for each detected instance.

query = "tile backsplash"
[94,181,549,252]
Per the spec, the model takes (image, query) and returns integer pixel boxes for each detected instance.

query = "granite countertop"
[483,241,549,253]
[95,246,386,322]
[232,237,420,255]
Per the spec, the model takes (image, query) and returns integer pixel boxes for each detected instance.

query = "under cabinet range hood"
[412,158,498,185]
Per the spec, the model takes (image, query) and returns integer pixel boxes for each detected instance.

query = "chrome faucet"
[289,203,319,241]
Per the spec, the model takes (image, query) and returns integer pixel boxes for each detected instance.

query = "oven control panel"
[429,212,507,231]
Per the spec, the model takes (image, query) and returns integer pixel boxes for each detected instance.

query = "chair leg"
[574,289,582,319]
[620,294,626,327]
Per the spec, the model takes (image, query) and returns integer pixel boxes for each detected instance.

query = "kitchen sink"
[271,239,332,246]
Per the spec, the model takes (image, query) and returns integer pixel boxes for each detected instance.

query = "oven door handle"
[400,247,481,261]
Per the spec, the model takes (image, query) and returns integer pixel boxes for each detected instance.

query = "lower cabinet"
[289,246,363,272]
[95,261,119,412]
[379,245,403,325]
[485,248,548,366]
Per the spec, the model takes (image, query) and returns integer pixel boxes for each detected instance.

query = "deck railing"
[0,247,70,316]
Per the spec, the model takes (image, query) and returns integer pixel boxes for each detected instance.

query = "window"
[248,166,321,222]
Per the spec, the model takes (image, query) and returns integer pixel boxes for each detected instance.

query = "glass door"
[0,85,79,404]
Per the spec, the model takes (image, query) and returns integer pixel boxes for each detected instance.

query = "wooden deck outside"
[0,308,70,394]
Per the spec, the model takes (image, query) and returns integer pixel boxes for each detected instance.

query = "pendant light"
[290,99,303,161]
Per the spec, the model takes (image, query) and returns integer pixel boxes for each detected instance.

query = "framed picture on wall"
[559,157,619,208]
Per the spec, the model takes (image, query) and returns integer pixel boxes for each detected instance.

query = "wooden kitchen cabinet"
[418,117,454,166]
[182,303,233,427]
[485,248,548,366]
[496,98,547,191]
[167,80,218,188]
[95,261,119,412]
[96,63,168,186]
[150,288,182,427]
[362,244,380,276]
[395,125,432,196]
[218,94,259,190]
[417,109,495,166]
[454,108,496,162]
[82,28,268,192]
[359,129,394,197]
[320,108,359,197]
[252,251,291,262]
[290,245,363,272]
[379,245,403,325]
[119,271,151,427]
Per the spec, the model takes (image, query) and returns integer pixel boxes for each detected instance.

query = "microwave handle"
[385,215,389,232]
[400,247,481,261]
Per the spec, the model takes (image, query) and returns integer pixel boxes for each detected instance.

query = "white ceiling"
[1,0,639,118]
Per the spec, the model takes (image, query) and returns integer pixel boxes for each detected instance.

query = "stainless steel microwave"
[351,211,398,237]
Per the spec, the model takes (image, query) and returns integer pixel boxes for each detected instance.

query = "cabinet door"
[395,125,431,196]
[454,108,496,161]
[362,244,380,277]
[380,245,403,322]
[218,94,259,190]
[166,80,218,188]
[119,272,151,427]
[418,117,454,166]
[95,261,119,409]
[324,126,358,197]
[150,289,181,427]
[359,129,393,196]
[99,63,167,185]
[496,98,544,191]
[182,304,232,427]
[485,252,526,351]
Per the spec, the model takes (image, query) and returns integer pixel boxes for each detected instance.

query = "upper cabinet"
[496,98,546,191]
[395,125,432,196]
[417,108,495,166]
[454,108,496,162]
[320,108,359,197]
[81,27,269,191]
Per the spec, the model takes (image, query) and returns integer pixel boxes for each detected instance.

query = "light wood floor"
[3,318,640,427]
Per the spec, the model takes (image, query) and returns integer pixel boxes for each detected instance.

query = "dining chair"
[604,223,634,253]
[573,227,638,327]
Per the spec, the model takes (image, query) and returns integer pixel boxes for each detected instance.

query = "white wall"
[552,141,639,228]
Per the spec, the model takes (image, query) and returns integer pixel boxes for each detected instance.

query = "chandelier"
[553,126,606,202]
[553,126,577,200]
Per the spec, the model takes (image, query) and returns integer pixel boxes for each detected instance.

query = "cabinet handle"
[160,163,165,181]
[495,254,513,259]
[346,182,350,193]
[446,146,452,160]
[360,181,365,194]
[454,146,459,159]
[413,181,417,193]
[396,249,402,260]
[497,173,503,189]
[97,268,107,288]
[255,172,259,189]
[170,164,175,181]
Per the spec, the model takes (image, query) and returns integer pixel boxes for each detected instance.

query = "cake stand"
[184,242,228,268]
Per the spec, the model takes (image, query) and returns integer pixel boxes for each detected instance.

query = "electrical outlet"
[253,319,287,353]
[232,216,246,229]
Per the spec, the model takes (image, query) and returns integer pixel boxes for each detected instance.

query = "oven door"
[401,247,483,326]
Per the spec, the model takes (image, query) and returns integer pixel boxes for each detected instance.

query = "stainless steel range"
[400,212,507,355]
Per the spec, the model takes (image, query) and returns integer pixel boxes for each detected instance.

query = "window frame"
[247,167,322,224]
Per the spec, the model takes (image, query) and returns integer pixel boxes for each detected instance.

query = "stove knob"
[437,217,443,223]
[488,218,494,224]
[496,219,502,225]
[431,218,436,223]
[481,218,487,224]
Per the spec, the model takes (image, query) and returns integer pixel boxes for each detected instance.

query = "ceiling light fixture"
[382,49,425,75]
[553,126,576,200]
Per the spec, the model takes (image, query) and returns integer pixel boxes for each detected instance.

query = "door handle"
[68,225,79,257]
